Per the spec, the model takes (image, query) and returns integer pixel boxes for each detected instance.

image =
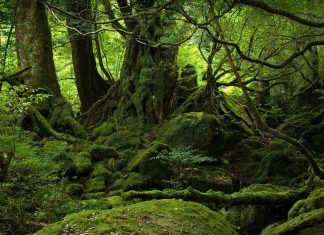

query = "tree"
[66,0,111,113]
[102,0,179,124]
[15,0,86,139]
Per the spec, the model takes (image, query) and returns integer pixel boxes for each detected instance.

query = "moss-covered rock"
[65,183,83,197]
[288,188,324,220]
[102,130,142,151]
[85,177,106,193]
[91,162,112,183]
[161,112,224,155]
[92,122,116,138]
[226,184,307,235]
[82,192,106,200]
[35,199,237,235]
[73,151,92,176]
[89,144,119,162]
[109,172,145,192]
[261,208,324,235]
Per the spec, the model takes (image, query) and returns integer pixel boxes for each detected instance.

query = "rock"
[161,112,224,155]
[89,144,119,161]
[288,188,324,220]
[35,199,237,235]
[91,162,112,183]
[65,183,83,197]
[226,184,306,235]
[73,151,92,176]
[85,177,106,193]
[109,172,145,192]
[261,208,324,235]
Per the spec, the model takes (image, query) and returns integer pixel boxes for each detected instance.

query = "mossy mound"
[65,183,83,197]
[73,151,92,176]
[35,199,237,235]
[226,184,307,235]
[85,177,106,193]
[109,172,145,192]
[101,130,142,151]
[288,188,324,219]
[89,144,119,161]
[91,162,112,183]
[78,196,124,210]
[161,112,224,155]
[261,208,324,235]
[92,122,116,139]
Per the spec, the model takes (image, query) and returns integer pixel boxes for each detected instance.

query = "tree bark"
[16,0,61,96]
[66,0,111,113]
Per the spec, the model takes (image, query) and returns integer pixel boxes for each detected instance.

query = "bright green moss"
[85,177,106,193]
[82,192,106,200]
[109,172,144,192]
[73,151,92,175]
[92,122,116,138]
[65,183,83,197]
[35,199,237,235]
[91,162,112,182]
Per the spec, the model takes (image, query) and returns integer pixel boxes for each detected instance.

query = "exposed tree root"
[122,186,308,206]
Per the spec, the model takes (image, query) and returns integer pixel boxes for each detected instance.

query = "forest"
[0,0,324,234]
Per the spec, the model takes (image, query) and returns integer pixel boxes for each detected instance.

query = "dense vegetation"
[0,0,324,234]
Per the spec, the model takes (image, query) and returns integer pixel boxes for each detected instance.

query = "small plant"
[152,146,216,189]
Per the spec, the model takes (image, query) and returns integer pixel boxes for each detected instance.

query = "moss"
[288,188,324,220]
[261,208,324,235]
[65,183,83,197]
[109,172,145,191]
[73,151,92,175]
[161,112,224,155]
[254,149,308,186]
[103,130,141,151]
[91,162,112,182]
[89,144,119,162]
[128,141,170,170]
[35,199,237,235]
[85,177,106,193]
[43,140,70,158]
[82,192,106,200]
[79,198,113,210]
[92,122,116,138]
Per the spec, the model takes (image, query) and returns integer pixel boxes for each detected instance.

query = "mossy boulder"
[102,130,142,151]
[65,183,83,197]
[82,192,106,200]
[226,184,305,235]
[261,208,324,235]
[91,162,112,183]
[73,151,92,176]
[288,188,324,220]
[85,177,106,193]
[127,142,171,186]
[92,122,116,138]
[161,112,224,155]
[89,144,119,162]
[35,199,237,235]
[109,172,145,192]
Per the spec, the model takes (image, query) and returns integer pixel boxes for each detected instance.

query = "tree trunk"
[16,0,61,97]
[66,0,110,113]
[118,14,178,124]
[15,0,86,139]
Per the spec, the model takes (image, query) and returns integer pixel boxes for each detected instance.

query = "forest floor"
[0,98,324,235]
